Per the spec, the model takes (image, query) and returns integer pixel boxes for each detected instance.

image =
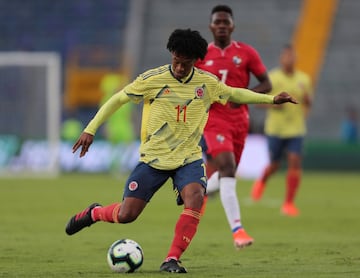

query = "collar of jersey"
[210,40,240,51]
[169,65,194,84]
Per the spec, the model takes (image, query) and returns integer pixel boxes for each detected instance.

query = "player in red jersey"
[196,5,272,249]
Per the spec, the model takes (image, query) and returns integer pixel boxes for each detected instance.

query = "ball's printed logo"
[195,87,204,98]
[128,181,138,191]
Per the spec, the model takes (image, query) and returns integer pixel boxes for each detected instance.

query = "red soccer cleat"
[281,202,300,217]
[233,229,254,249]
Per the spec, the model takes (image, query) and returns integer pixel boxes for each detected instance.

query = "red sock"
[285,170,301,203]
[165,208,201,261]
[92,203,121,223]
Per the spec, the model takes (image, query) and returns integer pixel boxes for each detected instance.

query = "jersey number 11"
[175,105,187,122]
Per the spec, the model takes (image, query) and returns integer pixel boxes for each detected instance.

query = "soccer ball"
[107,239,144,273]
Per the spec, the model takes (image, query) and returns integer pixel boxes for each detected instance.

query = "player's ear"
[230,23,235,32]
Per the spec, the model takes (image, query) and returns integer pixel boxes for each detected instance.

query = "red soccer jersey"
[195,41,267,131]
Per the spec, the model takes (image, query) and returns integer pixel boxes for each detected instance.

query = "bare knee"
[118,211,138,223]
[117,197,146,223]
[216,152,237,177]
[269,162,280,173]
[181,184,205,209]
[288,154,302,169]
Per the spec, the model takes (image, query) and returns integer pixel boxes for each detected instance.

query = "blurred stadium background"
[0,0,359,177]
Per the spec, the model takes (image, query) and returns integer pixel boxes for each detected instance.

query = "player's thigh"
[123,162,170,202]
[267,135,286,162]
[232,131,247,165]
[286,137,303,168]
[203,130,234,159]
[172,159,206,207]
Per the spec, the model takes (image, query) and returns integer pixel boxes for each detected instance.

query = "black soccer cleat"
[65,203,102,235]
[160,259,187,273]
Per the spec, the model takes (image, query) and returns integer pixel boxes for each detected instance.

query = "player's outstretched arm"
[229,87,298,105]
[72,90,131,158]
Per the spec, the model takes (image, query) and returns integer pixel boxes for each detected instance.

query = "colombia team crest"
[195,87,204,98]
[128,181,138,191]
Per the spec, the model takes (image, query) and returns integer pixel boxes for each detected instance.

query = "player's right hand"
[72,132,94,158]
[273,92,298,104]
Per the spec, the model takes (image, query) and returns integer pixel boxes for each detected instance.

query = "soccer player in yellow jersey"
[251,44,312,217]
[65,29,297,273]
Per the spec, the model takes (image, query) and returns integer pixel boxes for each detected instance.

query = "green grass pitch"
[0,171,359,277]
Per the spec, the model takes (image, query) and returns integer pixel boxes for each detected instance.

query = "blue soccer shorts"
[267,136,304,162]
[123,159,207,205]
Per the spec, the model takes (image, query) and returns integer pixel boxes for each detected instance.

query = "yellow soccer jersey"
[123,65,231,170]
[264,68,312,138]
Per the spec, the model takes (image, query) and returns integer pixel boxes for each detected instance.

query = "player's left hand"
[72,132,94,157]
[273,92,298,104]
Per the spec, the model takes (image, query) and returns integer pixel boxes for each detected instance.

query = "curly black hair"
[166,29,208,60]
[211,5,233,17]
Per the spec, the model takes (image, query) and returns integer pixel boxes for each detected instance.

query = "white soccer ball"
[107,239,144,273]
